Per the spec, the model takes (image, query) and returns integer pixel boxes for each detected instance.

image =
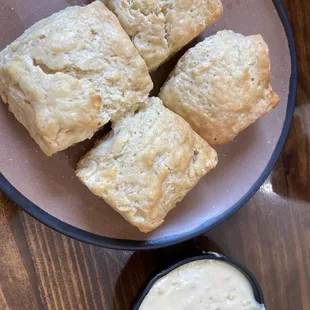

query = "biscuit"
[159,30,280,145]
[104,0,223,71]
[76,97,218,233]
[0,1,152,156]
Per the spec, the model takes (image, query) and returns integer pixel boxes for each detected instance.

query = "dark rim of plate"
[133,253,265,310]
[0,0,298,250]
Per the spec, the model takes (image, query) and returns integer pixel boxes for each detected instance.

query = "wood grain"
[0,1,309,309]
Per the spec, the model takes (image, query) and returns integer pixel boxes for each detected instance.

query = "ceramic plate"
[0,0,297,249]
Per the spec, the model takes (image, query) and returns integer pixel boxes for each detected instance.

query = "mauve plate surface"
[0,0,296,248]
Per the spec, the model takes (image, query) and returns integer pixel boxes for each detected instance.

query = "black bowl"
[133,252,265,309]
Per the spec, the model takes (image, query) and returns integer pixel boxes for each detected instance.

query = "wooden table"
[0,1,309,309]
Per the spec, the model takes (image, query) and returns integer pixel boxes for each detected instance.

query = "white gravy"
[139,259,265,310]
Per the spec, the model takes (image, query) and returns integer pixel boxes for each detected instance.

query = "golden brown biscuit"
[76,97,218,233]
[0,1,152,156]
[104,0,223,71]
[159,30,280,145]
